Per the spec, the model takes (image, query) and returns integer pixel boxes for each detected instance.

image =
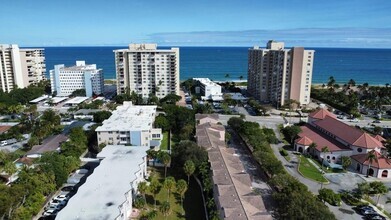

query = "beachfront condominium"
[0,44,46,92]
[247,40,314,106]
[114,43,180,99]
[50,61,104,97]
[95,101,162,148]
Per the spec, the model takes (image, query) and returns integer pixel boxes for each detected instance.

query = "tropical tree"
[138,181,148,201]
[183,160,195,184]
[308,142,317,158]
[341,156,352,170]
[357,182,371,199]
[159,152,171,178]
[163,177,176,201]
[134,197,146,209]
[3,161,17,175]
[149,178,160,209]
[282,125,302,144]
[224,74,230,78]
[159,201,171,219]
[321,146,329,172]
[176,179,188,214]
[370,181,388,204]
[348,79,356,87]
[239,75,244,80]
[146,149,158,166]
[366,150,378,177]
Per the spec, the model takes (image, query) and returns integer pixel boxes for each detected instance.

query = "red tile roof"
[297,125,351,152]
[351,151,391,169]
[309,108,336,120]
[313,116,384,149]
[0,126,12,134]
[296,136,313,145]
[374,135,386,143]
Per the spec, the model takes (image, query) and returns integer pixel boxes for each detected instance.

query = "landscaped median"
[298,155,329,183]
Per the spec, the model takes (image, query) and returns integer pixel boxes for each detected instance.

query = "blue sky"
[1,0,391,47]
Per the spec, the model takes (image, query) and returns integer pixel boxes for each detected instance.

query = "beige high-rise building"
[0,44,46,92]
[248,40,314,106]
[114,43,179,99]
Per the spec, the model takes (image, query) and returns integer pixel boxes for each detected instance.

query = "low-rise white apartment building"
[0,44,46,92]
[114,43,180,99]
[96,101,162,148]
[193,78,223,101]
[50,60,104,97]
[56,145,147,220]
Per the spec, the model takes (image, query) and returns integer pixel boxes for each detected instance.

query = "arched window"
[356,164,361,171]
[368,168,375,177]
[382,170,388,178]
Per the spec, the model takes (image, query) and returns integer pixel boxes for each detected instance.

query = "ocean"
[43,47,391,85]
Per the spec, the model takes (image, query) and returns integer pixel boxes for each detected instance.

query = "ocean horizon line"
[21,45,391,50]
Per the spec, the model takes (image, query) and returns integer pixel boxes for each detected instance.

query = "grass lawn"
[298,156,328,183]
[138,168,205,220]
[310,158,345,173]
[160,131,169,151]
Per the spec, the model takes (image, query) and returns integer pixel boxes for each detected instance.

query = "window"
[357,148,362,153]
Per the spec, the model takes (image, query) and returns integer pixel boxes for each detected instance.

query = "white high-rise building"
[248,40,314,106]
[0,44,46,92]
[50,61,104,97]
[114,43,180,99]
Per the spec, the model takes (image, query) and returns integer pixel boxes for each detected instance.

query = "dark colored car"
[365,214,386,220]
[373,120,381,123]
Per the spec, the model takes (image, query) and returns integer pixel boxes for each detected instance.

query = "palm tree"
[341,156,352,170]
[321,146,329,172]
[163,177,176,201]
[161,153,171,178]
[176,179,188,214]
[348,79,356,87]
[149,178,160,209]
[366,150,378,178]
[225,73,230,78]
[239,75,244,80]
[138,181,148,201]
[370,181,388,204]
[183,160,195,185]
[159,201,171,219]
[308,142,317,158]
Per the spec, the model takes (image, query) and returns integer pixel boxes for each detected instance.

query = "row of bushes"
[228,117,336,220]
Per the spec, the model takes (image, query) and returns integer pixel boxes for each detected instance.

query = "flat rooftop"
[95,102,157,132]
[193,78,221,87]
[30,95,48,103]
[49,97,68,103]
[56,145,147,220]
[64,96,89,105]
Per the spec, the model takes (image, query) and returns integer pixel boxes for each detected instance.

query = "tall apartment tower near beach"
[0,44,46,92]
[114,44,180,99]
[248,40,314,106]
[50,61,104,97]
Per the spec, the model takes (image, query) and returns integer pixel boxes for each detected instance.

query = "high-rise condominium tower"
[114,44,180,99]
[0,44,46,92]
[248,40,314,106]
[50,61,104,97]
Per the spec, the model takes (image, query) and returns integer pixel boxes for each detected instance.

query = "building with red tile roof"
[351,150,391,178]
[294,108,389,178]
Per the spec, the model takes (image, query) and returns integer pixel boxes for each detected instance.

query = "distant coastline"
[44,47,391,86]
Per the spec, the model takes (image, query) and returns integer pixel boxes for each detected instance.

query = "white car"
[43,209,58,216]
[54,195,69,202]
[49,199,66,207]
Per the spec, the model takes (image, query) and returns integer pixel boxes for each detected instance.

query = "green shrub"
[280,149,288,157]
[318,188,341,206]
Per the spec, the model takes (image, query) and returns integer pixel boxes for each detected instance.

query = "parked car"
[54,194,69,202]
[44,204,61,211]
[61,186,75,192]
[361,209,378,215]
[373,120,381,123]
[365,214,386,220]
[49,199,66,207]
[43,209,58,216]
